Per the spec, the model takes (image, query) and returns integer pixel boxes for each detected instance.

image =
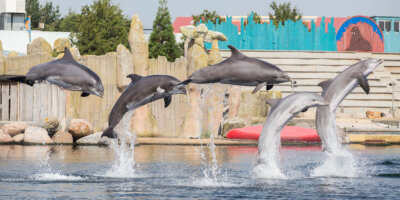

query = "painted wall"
[336,16,384,52]
[202,15,400,53]
[203,15,337,51]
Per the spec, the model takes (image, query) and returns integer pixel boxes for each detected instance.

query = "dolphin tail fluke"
[101,127,118,139]
[178,79,192,85]
[7,76,34,86]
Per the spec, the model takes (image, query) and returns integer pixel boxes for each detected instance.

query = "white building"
[0,0,25,30]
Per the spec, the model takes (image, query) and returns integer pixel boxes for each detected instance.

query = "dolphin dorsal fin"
[266,98,280,107]
[62,47,74,60]
[126,74,143,83]
[228,45,246,60]
[317,79,332,91]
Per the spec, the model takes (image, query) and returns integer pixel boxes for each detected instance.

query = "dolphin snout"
[374,59,384,65]
[277,73,291,83]
[92,89,104,98]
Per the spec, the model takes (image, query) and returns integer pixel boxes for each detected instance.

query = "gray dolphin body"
[316,58,383,153]
[8,47,104,97]
[258,92,328,164]
[102,74,187,138]
[181,45,291,93]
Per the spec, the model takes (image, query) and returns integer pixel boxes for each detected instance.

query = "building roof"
[172,17,193,33]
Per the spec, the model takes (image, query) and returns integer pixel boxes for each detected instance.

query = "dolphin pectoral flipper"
[357,75,370,94]
[266,84,274,91]
[164,96,172,108]
[290,105,305,114]
[81,92,90,97]
[252,82,266,94]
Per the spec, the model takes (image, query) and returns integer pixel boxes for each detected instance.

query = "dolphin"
[101,74,187,138]
[254,92,328,178]
[316,58,383,153]
[8,47,104,97]
[180,45,291,93]
[257,93,329,164]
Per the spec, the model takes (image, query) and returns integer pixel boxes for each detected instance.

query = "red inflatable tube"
[226,125,321,142]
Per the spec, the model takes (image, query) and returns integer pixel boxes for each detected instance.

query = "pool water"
[0,144,399,199]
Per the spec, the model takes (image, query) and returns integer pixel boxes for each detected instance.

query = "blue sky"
[39,0,399,29]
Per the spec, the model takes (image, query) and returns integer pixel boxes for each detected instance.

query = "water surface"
[0,144,399,199]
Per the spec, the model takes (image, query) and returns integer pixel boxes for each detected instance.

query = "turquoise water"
[0,145,399,199]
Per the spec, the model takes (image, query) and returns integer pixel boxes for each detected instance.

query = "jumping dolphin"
[254,92,328,178]
[180,45,291,93]
[8,47,104,97]
[101,74,187,138]
[316,58,383,153]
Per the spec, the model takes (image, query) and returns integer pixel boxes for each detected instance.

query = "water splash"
[105,110,137,178]
[200,134,222,183]
[34,147,84,181]
[252,122,286,179]
[312,114,359,177]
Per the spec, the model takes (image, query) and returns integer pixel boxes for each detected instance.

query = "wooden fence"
[1,55,65,125]
[1,54,119,131]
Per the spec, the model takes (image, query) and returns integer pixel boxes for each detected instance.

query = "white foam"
[252,163,286,179]
[312,114,360,177]
[311,149,359,177]
[190,178,239,188]
[33,173,85,181]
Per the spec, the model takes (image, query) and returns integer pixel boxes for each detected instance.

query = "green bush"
[148,0,182,62]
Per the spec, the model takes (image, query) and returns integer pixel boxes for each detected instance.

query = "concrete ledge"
[137,138,257,146]
[348,134,400,144]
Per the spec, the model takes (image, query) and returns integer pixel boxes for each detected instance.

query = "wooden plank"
[45,83,51,118]
[18,83,24,121]
[85,55,96,128]
[1,84,9,121]
[31,54,41,123]
[92,56,101,131]
[100,55,108,131]
[51,84,58,117]
[40,82,48,123]
[9,83,18,121]
[25,83,34,121]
